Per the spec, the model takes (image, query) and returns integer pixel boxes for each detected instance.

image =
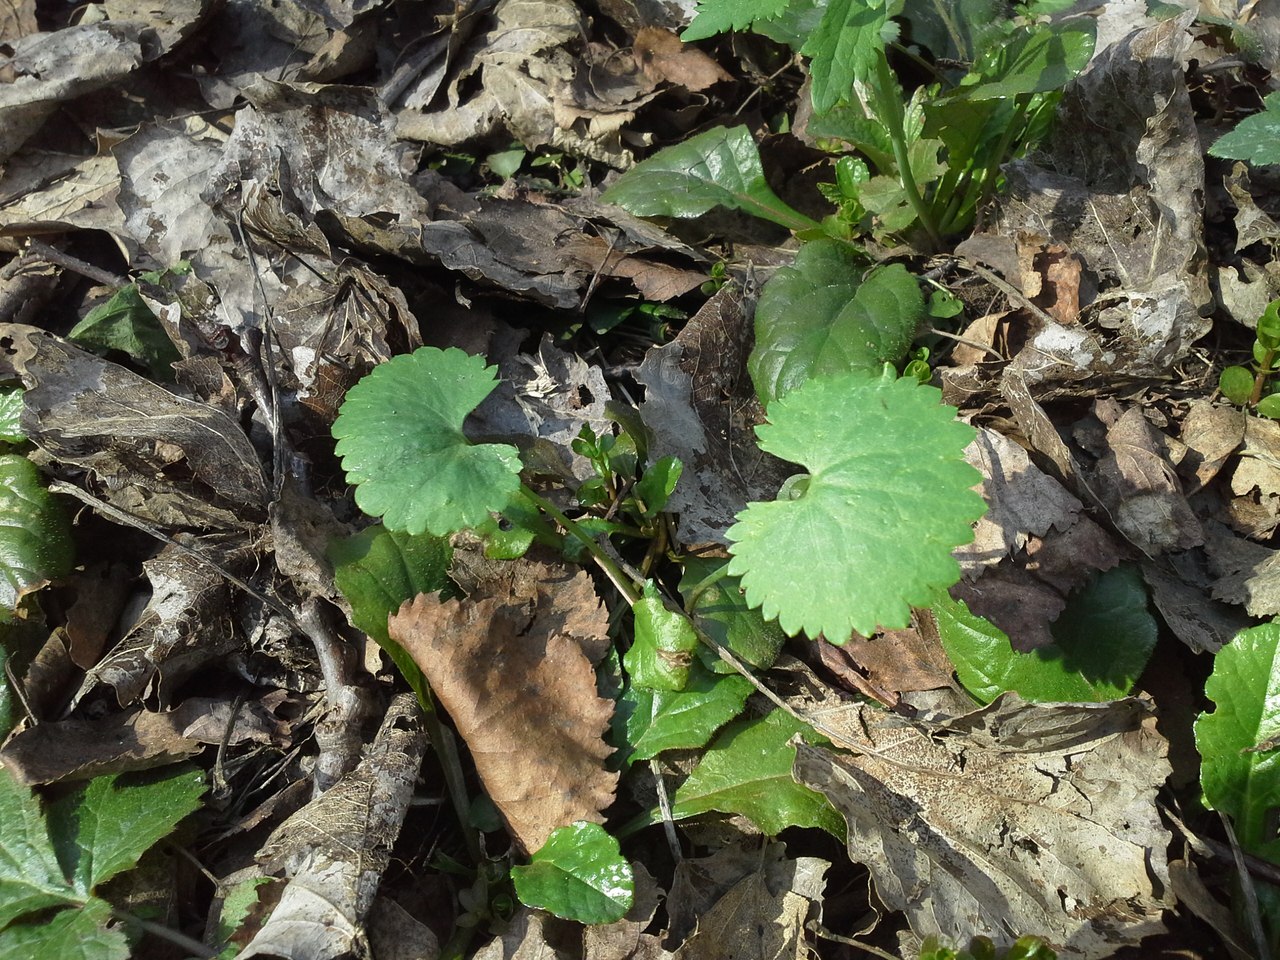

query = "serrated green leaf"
[618,670,753,764]
[682,0,790,41]
[67,285,181,380]
[213,876,271,956]
[0,455,74,622]
[332,347,523,536]
[633,456,682,518]
[511,822,633,924]
[1196,621,1280,853]
[0,897,126,960]
[936,566,1157,704]
[1210,91,1280,167]
[802,0,888,114]
[626,582,699,692]
[669,709,843,837]
[47,766,204,892]
[0,766,77,928]
[749,244,923,405]
[680,557,785,674]
[330,524,452,704]
[602,127,819,232]
[0,391,23,446]
[727,371,984,639]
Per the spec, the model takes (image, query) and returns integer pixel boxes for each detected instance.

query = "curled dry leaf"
[389,559,616,852]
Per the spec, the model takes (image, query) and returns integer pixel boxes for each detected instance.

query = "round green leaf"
[726,371,984,640]
[332,347,522,536]
[1219,365,1255,406]
[511,822,634,924]
[1257,393,1280,420]
[1196,621,1280,852]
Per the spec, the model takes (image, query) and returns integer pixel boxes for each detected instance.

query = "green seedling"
[1219,297,1280,418]
[611,0,1093,249]
[919,933,1058,960]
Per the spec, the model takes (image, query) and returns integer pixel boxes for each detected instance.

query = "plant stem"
[965,93,1031,230]
[1251,347,1277,405]
[521,486,641,604]
[873,51,942,251]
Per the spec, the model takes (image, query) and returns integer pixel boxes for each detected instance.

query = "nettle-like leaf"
[749,242,923,405]
[802,0,893,114]
[332,347,523,536]
[1210,90,1280,167]
[936,566,1157,704]
[602,126,818,232]
[0,765,203,959]
[0,390,24,446]
[511,822,634,925]
[727,370,984,640]
[0,455,74,621]
[1196,620,1280,857]
[682,0,790,41]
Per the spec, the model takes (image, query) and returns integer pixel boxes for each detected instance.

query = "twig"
[26,239,127,288]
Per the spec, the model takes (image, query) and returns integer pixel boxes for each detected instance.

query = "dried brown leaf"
[389,561,616,852]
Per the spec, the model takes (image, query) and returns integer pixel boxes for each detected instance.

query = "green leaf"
[1210,91,1280,167]
[680,557,785,673]
[330,524,452,705]
[0,898,126,960]
[1258,299,1280,349]
[0,391,23,446]
[618,670,753,764]
[0,766,77,928]
[669,709,843,837]
[332,347,523,536]
[212,876,271,956]
[727,371,984,639]
[67,285,181,380]
[632,456,682,518]
[511,822,634,924]
[626,582,699,692]
[802,0,889,114]
[682,0,790,41]
[1258,394,1280,419]
[956,22,1095,101]
[749,244,924,405]
[936,566,1158,704]
[0,455,74,622]
[47,766,204,892]
[602,127,819,233]
[1196,621,1280,853]
[1220,366,1255,405]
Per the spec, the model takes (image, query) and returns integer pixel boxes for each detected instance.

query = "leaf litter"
[0,2,1276,959]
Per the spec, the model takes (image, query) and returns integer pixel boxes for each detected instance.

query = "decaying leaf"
[0,324,267,527]
[795,695,1172,958]
[389,554,616,852]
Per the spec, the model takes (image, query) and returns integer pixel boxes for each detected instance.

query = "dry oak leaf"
[389,566,616,852]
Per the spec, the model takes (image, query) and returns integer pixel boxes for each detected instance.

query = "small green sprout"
[1219,297,1280,419]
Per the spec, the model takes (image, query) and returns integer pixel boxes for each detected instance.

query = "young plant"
[610,0,1094,248]
[1219,297,1280,419]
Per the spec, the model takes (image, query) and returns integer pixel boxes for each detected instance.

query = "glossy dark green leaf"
[626,582,699,692]
[617,669,753,764]
[0,455,73,621]
[511,822,633,924]
[632,456,682,518]
[680,557,785,673]
[67,285,181,379]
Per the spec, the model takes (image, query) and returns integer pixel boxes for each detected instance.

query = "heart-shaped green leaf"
[332,347,522,536]
[727,370,984,639]
[511,822,634,924]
